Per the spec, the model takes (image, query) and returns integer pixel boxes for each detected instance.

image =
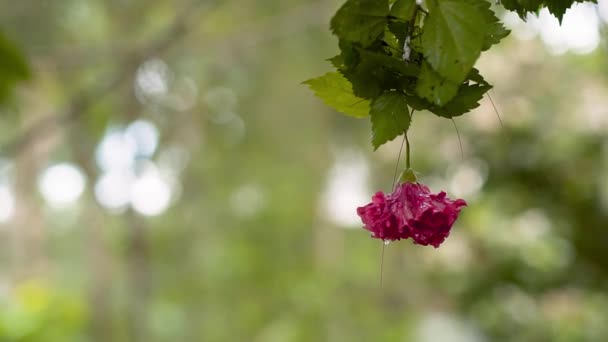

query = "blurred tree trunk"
[12,146,47,280]
[126,210,151,342]
[11,89,58,281]
[84,201,114,342]
[69,117,115,342]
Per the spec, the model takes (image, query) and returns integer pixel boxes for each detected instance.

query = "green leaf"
[342,48,419,99]
[370,91,411,149]
[500,0,595,22]
[415,61,459,106]
[483,22,510,51]
[390,0,417,21]
[330,0,389,47]
[431,83,492,118]
[499,0,542,18]
[467,67,487,85]
[304,72,370,118]
[471,1,511,51]
[404,94,430,111]
[335,40,359,71]
[388,21,409,47]
[545,0,596,22]
[421,0,488,84]
[327,55,343,69]
[382,30,401,57]
[407,74,491,118]
[388,0,417,48]
[357,48,419,77]
[343,55,383,99]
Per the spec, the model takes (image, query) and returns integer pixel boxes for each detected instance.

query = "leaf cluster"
[304,0,592,149]
[305,0,506,149]
[501,0,597,22]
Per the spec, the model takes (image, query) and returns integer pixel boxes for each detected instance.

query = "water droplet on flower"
[384,240,390,245]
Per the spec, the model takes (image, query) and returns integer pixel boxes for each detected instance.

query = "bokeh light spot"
[38,163,86,209]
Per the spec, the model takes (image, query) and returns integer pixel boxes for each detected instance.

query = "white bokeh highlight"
[322,150,370,227]
[96,130,137,172]
[94,122,175,216]
[503,3,600,55]
[126,120,160,158]
[130,166,172,217]
[449,161,488,199]
[38,163,86,209]
[94,170,135,212]
[134,58,171,102]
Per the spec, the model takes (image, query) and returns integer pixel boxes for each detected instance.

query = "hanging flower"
[357,182,467,248]
[356,191,408,242]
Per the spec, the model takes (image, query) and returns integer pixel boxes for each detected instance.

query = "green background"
[0,0,607,341]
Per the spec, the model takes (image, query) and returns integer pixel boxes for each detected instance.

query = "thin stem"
[379,241,385,288]
[487,92,504,129]
[451,118,464,161]
[406,108,415,170]
[405,134,411,170]
[392,135,406,190]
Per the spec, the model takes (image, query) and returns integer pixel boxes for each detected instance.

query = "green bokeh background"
[1,1,608,341]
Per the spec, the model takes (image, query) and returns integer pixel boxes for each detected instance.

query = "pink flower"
[356,191,408,241]
[357,182,467,248]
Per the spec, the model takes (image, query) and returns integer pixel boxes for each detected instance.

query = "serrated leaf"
[382,30,402,57]
[370,91,411,149]
[415,61,459,106]
[546,1,570,21]
[471,1,511,51]
[330,0,389,47]
[390,0,417,21]
[357,48,419,77]
[327,55,343,69]
[404,94,430,111]
[467,67,488,85]
[421,0,488,84]
[431,83,492,118]
[408,76,491,118]
[343,56,383,99]
[500,0,542,19]
[545,0,596,22]
[304,72,370,118]
[500,0,595,22]
[343,48,419,99]
[483,22,510,51]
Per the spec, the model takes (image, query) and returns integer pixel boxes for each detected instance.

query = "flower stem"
[405,134,411,170]
[392,135,407,190]
[406,108,414,170]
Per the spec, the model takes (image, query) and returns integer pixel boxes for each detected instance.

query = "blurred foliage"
[0,280,87,342]
[0,32,29,105]
[0,1,607,342]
